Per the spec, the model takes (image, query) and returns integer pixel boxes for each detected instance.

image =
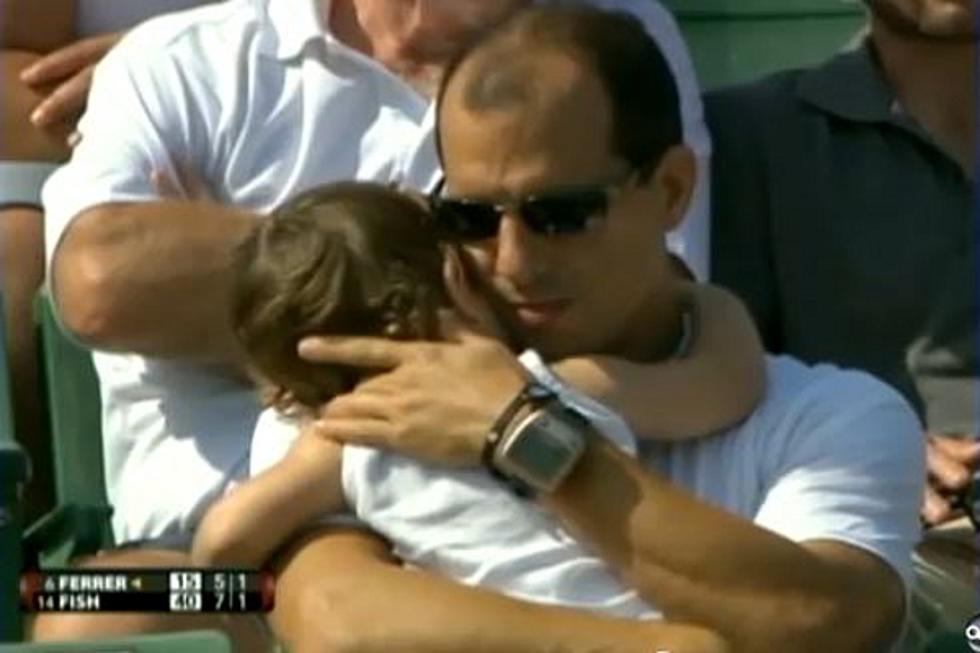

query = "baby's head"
[232,182,449,414]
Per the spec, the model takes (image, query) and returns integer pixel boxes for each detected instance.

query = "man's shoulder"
[705,68,810,129]
[90,0,266,108]
[760,355,913,418]
[111,0,261,65]
[706,48,878,136]
[738,356,920,454]
[722,356,922,491]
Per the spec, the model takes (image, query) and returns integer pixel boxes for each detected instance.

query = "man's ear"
[645,145,696,232]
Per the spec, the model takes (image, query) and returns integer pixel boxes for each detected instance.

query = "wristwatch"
[483,381,589,497]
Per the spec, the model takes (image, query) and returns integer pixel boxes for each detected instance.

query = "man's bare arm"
[1,0,77,159]
[552,283,766,440]
[51,200,254,361]
[192,432,346,567]
[545,438,905,653]
[299,333,908,652]
[269,527,729,653]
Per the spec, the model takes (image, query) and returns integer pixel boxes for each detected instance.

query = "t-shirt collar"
[795,38,945,151]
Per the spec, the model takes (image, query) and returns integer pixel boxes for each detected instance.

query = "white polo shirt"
[43,0,710,542]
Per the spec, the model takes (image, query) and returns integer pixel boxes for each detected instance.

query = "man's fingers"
[926,439,972,491]
[920,485,954,526]
[151,164,214,201]
[350,372,401,395]
[929,434,980,465]
[437,309,489,343]
[151,169,182,199]
[175,162,215,201]
[315,418,395,449]
[298,336,417,369]
[20,33,122,86]
[322,393,392,420]
[30,67,93,127]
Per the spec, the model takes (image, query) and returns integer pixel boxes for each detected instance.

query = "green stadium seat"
[0,297,31,641]
[23,293,111,569]
[33,293,105,511]
[0,629,233,652]
[663,0,867,88]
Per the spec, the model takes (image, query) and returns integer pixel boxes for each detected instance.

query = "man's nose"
[494,211,543,286]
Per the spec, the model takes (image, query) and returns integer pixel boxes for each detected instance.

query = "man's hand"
[20,31,123,129]
[922,433,979,526]
[152,165,217,203]
[298,323,527,467]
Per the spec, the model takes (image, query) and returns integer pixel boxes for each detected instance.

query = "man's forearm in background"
[269,527,729,653]
[0,0,75,52]
[51,200,255,362]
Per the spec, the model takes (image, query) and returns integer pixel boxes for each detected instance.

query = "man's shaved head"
[436,6,682,179]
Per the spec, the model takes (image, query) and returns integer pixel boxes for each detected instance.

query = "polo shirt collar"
[796,39,947,153]
[796,42,897,124]
[259,0,330,60]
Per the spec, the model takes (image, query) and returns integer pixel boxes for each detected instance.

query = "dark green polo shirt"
[707,44,976,433]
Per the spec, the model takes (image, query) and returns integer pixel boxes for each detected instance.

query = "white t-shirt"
[250,355,924,615]
[42,0,710,543]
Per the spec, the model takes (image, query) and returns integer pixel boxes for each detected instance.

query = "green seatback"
[33,293,105,510]
[25,294,112,568]
[922,631,971,653]
[0,297,16,448]
[0,630,232,652]
[664,0,867,88]
[0,297,30,641]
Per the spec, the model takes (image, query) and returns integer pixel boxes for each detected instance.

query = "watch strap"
[482,382,554,497]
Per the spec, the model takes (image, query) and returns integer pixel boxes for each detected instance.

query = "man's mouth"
[510,299,572,328]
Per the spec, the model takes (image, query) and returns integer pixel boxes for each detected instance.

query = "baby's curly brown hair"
[231,182,451,415]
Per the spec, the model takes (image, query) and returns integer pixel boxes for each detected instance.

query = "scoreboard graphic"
[20,569,274,613]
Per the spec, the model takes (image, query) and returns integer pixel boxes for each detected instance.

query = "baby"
[192,181,764,619]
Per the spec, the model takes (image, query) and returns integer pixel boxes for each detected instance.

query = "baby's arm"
[191,425,345,567]
[552,283,765,440]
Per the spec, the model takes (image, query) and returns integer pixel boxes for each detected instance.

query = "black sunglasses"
[428,176,632,241]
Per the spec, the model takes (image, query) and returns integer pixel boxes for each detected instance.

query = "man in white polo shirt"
[35,0,710,645]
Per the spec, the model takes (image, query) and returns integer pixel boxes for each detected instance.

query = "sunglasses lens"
[522,190,607,235]
[433,200,501,240]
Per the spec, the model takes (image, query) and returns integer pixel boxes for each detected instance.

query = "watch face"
[507,416,577,479]
[495,408,587,493]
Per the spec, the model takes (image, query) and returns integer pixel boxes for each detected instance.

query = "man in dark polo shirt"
[707,0,975,526]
